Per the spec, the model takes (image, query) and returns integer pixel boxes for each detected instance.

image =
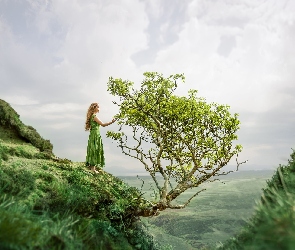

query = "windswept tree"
[107,72,244,216]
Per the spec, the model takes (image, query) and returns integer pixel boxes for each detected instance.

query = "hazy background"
[1,0,294,175]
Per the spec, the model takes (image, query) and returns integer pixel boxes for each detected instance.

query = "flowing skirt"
[86,129,105,168]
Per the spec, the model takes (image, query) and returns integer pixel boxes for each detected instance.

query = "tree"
[107,72,244,216]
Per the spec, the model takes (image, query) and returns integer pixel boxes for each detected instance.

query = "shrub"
[35,151,52,159]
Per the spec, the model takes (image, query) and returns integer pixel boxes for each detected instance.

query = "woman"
[85,102,116,173]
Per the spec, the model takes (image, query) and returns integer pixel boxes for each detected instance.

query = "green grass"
[0,126,158,249]
[0,155,158,249]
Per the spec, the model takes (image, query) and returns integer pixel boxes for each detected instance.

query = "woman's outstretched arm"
[94,116,116,127]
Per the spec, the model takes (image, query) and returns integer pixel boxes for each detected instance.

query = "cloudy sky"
[1,0,294,176]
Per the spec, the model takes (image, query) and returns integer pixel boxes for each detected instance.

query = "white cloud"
[1,95,39,106]
[10,103,85,120]
[46,122,72,130]
[1,0,295,174]
[38,103,85,113]
[138,0,293,113]
[1,0,149,101]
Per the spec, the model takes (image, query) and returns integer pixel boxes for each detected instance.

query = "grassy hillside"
[0,100,160,250]
[1,98,295,249]
[218,150,295,250]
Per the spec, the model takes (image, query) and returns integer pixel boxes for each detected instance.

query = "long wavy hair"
[85,103,98,131]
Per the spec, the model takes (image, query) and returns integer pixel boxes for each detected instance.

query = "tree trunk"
[134,202,168,217]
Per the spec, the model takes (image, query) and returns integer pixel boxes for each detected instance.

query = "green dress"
[86,114,105,168]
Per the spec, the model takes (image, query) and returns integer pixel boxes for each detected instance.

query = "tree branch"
[168,188,206,209]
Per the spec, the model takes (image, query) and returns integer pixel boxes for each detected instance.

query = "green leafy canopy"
[106,72,243,211]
